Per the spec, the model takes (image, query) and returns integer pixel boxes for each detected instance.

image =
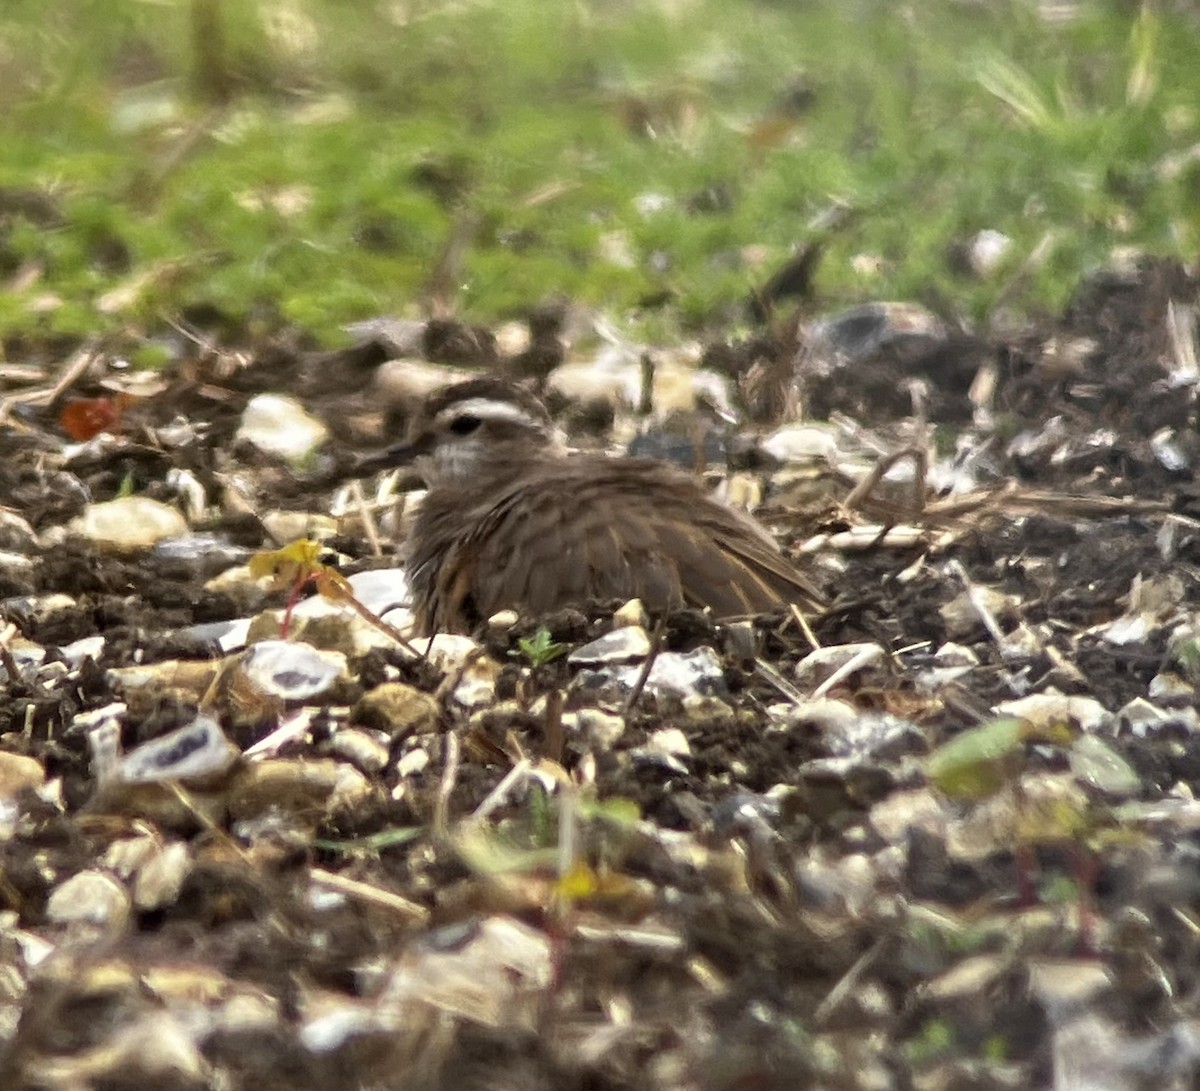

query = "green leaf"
[926,718,1025,801]
[115,471,137,499]
[578,795,641,827]
[1068,733,1140,796]
[515,626,568,667]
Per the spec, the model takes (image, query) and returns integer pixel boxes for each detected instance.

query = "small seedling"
[926,714,1140,950]
[115,470,138,499]
[515,626,568,668]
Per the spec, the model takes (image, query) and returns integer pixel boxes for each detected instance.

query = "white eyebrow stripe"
[436,398,543,429]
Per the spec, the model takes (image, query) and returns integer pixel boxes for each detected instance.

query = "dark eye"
[448,414,482,436]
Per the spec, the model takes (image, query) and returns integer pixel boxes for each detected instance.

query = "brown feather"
[407,448,823,634]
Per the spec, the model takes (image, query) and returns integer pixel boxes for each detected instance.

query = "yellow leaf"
[557,861,598,901]
[248,539,324,583]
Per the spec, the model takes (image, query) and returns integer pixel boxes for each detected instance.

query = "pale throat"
[426,434,555,486]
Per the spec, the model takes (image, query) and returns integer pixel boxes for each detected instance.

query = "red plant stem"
[1015,841,1036,908]
[1073,846,1099,958]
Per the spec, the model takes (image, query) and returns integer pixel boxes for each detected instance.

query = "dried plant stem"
[623,617,666,716]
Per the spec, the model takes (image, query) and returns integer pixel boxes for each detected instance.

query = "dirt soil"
[2,256,1200,1090]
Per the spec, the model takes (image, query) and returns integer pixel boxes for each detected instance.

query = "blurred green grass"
[0,0,1197,349]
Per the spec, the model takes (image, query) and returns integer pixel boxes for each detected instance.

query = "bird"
[357,377,825,635]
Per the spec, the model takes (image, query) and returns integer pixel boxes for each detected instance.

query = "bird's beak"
[348,432,434,478]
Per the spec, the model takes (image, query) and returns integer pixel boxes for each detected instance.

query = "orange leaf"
[60,396,125,441]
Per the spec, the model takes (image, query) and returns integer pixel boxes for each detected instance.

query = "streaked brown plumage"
[363,378,824,635]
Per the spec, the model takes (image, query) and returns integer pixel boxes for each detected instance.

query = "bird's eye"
[448,414,482,436]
